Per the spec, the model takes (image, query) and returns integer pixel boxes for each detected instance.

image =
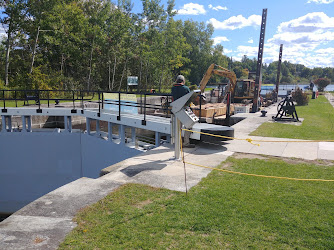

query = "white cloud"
[268,12,334,52]
[213,36,229,45]
[248,38,254,43]
[307,0,334,4]
[277,12,334,33]
[315,47,334,54]
[224,48,233,54]
[177,3,206,15]
[208,4,228,11]
[235,45,258,59]
[208,15,261,30]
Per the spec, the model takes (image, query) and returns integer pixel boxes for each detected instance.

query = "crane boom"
[199,64,237,93]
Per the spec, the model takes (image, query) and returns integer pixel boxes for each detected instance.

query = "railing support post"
[131,127,136,143]
[96,119,100,137]
[86,118,91,135]
[64,116,72,133]
[172,115,181,160]
[155,131,161,147]
[108,122,113,141]
[1,115,7,132]
[119,124,125,144]
[21,116,27,132]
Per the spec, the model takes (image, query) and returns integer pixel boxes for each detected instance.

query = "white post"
[119,124,125,144]
[1,116,6,132]
[86,118,91,135]
[155,131,161,147]
[96,119,100,137]
[174,117,181,160]
[131,127,136,143]
[27,116,32,132]
[108,122,113,141]
[21,116,27,132]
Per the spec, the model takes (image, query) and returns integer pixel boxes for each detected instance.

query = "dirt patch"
[134,199,153,209]
[232,153,269,160]
[231,153,334,166]
[220,162,235,170]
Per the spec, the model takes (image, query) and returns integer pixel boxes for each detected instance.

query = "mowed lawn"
[250,95,334,140]
[59,155,334,249]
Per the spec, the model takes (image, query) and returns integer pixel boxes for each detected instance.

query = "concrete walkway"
[1,94,333,249]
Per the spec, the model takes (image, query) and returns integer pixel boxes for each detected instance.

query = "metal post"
[142,93,147,125]
[131,127,136,143]
[199,93,202,122]
[117,92,121,120]
[1,115,6,132]
[96,119,100,137]
[47,91,50,108]
[108,122,113,141]
[119,124,125,144]
[98,91,101,117]
[27,116,32,132]
[72,91,75,110]
[252,8,267,112]
[21,116,27,132]
[86,117,91,135]
[64,116,69,133]
[155,131,161,147]
[68,116,72,133]
[7,116,12,132]
[174,116,181,160]
[275,44,283,102]
[2,90,7,112]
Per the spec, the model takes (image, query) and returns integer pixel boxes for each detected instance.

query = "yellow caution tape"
[179,128,334,182]
[182,128,334,144]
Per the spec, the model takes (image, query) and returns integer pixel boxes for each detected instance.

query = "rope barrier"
[179,94,334,182]
[180,128,334,182]
[182,128,334,145]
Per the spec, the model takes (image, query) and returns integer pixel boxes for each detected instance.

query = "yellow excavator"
[199,63,256,103]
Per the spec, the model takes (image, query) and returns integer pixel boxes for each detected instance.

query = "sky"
[132,0,334,68]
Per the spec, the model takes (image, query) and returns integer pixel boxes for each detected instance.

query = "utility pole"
[252,8,267,112]
[275,44,283,101]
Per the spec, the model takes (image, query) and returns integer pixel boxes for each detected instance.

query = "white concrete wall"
[0,132,140,214]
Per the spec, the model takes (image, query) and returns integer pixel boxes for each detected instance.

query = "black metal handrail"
[0,89,172,124]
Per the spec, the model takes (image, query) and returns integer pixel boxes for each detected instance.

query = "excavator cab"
[234,79,255,101]
[235,80,248,97]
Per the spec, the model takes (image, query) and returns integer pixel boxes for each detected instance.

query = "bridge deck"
[0,108,171,134]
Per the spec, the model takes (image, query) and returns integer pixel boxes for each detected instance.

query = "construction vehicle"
[199,63,256,103]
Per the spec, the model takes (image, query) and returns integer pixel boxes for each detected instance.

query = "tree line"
[0,0,332,93]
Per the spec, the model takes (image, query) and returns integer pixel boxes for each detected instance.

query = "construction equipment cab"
[233,79,256,102]
[199,63,256,103]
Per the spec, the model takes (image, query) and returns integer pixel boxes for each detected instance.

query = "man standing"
[171,75,195,148]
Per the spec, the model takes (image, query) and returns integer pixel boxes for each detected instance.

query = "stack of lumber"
[192,103,234,118]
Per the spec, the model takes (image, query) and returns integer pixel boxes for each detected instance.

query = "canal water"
[260,84,334,95]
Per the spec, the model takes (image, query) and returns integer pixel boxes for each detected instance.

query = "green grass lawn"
[251,95,334,140]
[59,155,334,249]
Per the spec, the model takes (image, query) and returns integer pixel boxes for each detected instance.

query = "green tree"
[0,0,28,85]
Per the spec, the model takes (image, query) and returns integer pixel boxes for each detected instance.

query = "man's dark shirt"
[171,84,190,101]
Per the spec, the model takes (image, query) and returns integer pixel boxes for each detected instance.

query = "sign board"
[127,76,138,86]
[103,93,138,114]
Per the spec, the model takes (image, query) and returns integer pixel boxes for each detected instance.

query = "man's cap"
[176,75,185,83]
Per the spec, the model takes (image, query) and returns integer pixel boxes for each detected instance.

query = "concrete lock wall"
[0,132,141,214]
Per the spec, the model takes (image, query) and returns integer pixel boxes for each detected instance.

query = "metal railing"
[1,89,172,124]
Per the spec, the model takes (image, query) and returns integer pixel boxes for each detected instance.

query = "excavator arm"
[199,64,237,95]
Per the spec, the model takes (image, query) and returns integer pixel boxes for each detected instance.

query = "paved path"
[1,94,333,249]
